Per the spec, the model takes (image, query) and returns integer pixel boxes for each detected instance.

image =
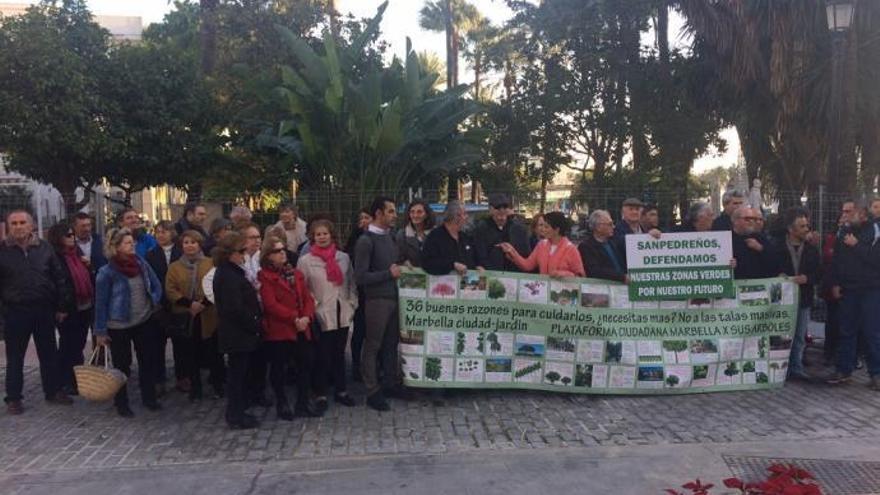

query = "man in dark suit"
[72,212,107,272]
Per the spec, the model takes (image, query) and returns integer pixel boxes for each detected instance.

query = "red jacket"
[258,267,316,342]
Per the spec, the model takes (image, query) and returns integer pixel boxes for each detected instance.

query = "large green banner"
[397,269,797,394]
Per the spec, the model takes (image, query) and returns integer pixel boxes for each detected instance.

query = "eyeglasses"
[742,217,762,222]
[268,248,285,255]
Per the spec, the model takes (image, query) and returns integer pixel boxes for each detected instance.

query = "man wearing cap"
[473,193,531,272]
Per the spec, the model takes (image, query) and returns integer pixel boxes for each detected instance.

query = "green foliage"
[456,332,466,355]
[545,371,561,384]
[665,375,680,388]
[487,279,507,300]
[724,362,740,377]
[0,0,112,207]
[514,361,542,378]
[251,3,485,206]
[425,357,442,381]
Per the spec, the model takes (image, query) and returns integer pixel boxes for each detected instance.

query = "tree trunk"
[539,163,549,214]
[199,0,218,76]
[327,0,340,38]
[444,0,459,201]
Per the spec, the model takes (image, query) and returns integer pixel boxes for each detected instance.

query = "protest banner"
[625,231,735,301]
[398,269,796,395]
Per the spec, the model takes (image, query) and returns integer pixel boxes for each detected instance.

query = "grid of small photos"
[398,271,796,390]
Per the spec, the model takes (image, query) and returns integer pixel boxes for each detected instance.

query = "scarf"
[62,246,94,305]
[310,243,343,286]
[111,254,141,278]
[181,253,204,300]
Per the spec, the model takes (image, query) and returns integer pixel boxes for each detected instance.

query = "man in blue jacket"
[117,208,157,258]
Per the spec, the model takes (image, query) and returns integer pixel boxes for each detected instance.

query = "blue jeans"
[837,288,880,377]
[788,307,811,375]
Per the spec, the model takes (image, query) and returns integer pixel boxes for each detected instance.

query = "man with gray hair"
[712,189,746,231]
[731,206,778,279]
[577,210,626,282]
[0,210,74,414]
[422,200,478,276]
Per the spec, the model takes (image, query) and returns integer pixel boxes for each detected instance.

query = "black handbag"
[165,311,193,339]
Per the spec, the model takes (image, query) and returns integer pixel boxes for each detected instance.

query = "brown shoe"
[47,391,73,405]
[870,376,880,391]
[6,400,23,415]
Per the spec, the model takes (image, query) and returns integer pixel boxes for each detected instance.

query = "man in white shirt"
[272,204,308,252]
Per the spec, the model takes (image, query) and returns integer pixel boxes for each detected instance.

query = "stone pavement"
[1,344,879,493]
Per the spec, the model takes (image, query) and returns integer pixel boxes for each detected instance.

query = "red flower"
[724,478,745,489]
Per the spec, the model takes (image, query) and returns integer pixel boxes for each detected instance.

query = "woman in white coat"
[297,219,358,408]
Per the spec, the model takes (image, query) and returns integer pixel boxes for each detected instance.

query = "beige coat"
[165,257,218,339]
[296,251,358,331]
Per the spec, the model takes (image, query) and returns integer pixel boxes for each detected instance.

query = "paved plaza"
[1,344,879,493]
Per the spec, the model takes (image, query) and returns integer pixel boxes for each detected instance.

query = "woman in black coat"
[212,232,262,430]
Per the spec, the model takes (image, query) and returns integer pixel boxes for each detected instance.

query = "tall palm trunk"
[445,0,460,200]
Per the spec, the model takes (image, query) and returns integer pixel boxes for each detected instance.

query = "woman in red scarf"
[48,222,95,396]
[94,228,164,417]
[257,236,320,420]
[297,219,358,409]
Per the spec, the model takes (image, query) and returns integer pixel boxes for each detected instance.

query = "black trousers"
[225,351,251,423]
[178,319,225,394]
[350,291,367,375]
[265,339,314,408]
[108,319,157,408]
[4,307,60,402]
[315,327,349,395]
[58,308,92,392]
[247,344,268,402]
[155,310,187,384]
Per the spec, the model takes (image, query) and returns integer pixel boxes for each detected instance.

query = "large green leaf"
[274,24,328,90]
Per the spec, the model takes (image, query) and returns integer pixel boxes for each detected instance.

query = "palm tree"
[417,50,447,91]
[419,0,483,200]
[677,0,880,197]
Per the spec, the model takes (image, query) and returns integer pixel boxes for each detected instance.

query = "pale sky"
[15,0,739,173]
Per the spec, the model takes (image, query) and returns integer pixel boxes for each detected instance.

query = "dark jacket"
[76,233,108,272]
[732,232,780,279]
[0,236,72,310]
[578,235,627,282]
[712,213,733,231]
[145,244,183,294]
[213,261,262,353]
[422,224,477,275]
[612,221,641,255]
[174,217,208,238]
[472,217,530,271]
[395,225,429,267]
[831,223,880,292]
[775,238,821,308]
[55,248,96,314]
[146,243,183,310]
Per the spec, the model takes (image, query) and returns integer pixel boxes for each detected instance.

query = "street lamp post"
[826,0,856,195]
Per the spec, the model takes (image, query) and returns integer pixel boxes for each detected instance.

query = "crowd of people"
[1,190,877,429]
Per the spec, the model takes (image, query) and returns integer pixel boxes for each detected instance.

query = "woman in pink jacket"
[499,211,585,278]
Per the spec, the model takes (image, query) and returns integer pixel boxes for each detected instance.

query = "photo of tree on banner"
[625,231,734,301]
[398,270,797,395]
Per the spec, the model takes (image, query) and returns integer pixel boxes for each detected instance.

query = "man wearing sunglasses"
[730,206,780,279]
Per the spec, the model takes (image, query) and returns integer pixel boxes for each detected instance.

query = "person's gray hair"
[229,205,253,222]
[443,200,464,223]
[688,202,713,221]
[722,189,745,205]
[588,210,610,230]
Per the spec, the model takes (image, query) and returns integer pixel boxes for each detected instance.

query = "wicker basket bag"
[74,345,127,402]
